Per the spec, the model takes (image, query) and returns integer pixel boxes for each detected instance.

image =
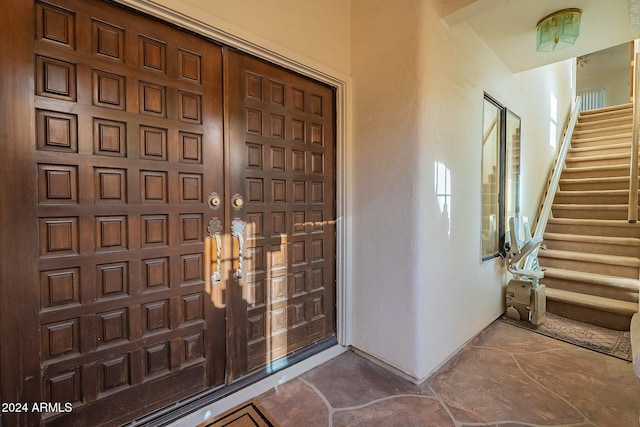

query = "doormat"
[198,400,280,427]
[501,312,632,362]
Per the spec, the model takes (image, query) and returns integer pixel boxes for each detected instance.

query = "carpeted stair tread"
[542,267,640,292]
[560,176,632,185]
[556,189,634,197]
[567,145,631,158]
[545,217,640,238]
[574,116,633,130]
[579,103,632,117]
[552,203,631,211]
[568,141,631,154]
[559,176,636,191]
[539,249,640,267]
[560,171,630,181]
[545,288,638,316]
[547,217,636,227]
[571,132,632,146]
[566,152,632,163]
[552,203,631,210]
[572,123,632,136]
[579,110,633,124]
[543,232,640,247]
[553,189,637,205]
[562,164,632,173]
[578,108,633,124]
[551,204,638,220]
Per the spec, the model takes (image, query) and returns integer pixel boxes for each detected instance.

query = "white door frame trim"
[112,0,352,346]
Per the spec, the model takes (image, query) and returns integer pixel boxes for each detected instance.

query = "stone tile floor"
[256,320,640,426]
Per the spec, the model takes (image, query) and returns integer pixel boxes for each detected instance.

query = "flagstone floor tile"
[256,320,640,426]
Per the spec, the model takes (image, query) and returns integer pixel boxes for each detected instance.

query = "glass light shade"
[536,9,581,52]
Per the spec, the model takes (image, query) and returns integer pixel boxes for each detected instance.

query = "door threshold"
[130,337,345,426]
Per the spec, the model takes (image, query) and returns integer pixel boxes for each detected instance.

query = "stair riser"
[482,185,496,193]
[578,118,632,127]
[573,129,633,139]
[551,207,635,221]
[561,168,630,179]
[545,222,640,238]
[559,180,632,191]
[575,120,633,132]
[543,239,640,257]
[579,109,632,122]
[569,146,632,157]
[553,194,635,205]
[572,127,633,137]
[571,135,632,148]
[546,300,632,330]
[565,157,631,168]
[537,256,639,278]
[482,193,497,203]
[541,277,639,302]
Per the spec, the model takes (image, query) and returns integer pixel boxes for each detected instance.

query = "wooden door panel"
[226,51,336,378]
[0,0,226,425]
[2,1,336,425]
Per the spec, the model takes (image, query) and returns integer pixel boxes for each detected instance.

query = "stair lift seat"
[505,217,546,325]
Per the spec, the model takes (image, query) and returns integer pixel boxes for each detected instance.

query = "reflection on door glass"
[506,111,521,226]
[481,94,521,260]
[435,161,451,236]
[482,98,500,257]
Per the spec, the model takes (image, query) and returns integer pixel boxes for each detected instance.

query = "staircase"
[539,103,640,330]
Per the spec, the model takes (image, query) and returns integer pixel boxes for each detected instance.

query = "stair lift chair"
[504,216,546,325]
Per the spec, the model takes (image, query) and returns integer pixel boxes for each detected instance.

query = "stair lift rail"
[533,96,582,240]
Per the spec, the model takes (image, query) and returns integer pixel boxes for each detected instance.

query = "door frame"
[109,0,351,347]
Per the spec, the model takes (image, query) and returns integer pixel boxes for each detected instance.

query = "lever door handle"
[231,218,245,279]
[207,218,222,284]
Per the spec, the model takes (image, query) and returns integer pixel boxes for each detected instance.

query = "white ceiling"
[448,0,640,73]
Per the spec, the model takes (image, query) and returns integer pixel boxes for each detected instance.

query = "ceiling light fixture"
[536,8,582,52]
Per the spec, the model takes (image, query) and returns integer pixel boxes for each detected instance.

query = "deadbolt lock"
[207,192,221,210]
[231,194,244,210]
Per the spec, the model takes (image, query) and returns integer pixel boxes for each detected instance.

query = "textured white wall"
[351,0,573,379]
[513,61,576,223]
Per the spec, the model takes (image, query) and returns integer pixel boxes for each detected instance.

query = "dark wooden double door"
[0,0,335,425]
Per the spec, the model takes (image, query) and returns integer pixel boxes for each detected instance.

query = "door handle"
[231,218,245,279]
[207,218,222,284]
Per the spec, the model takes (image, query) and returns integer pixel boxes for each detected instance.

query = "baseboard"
[348,317,499,386]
